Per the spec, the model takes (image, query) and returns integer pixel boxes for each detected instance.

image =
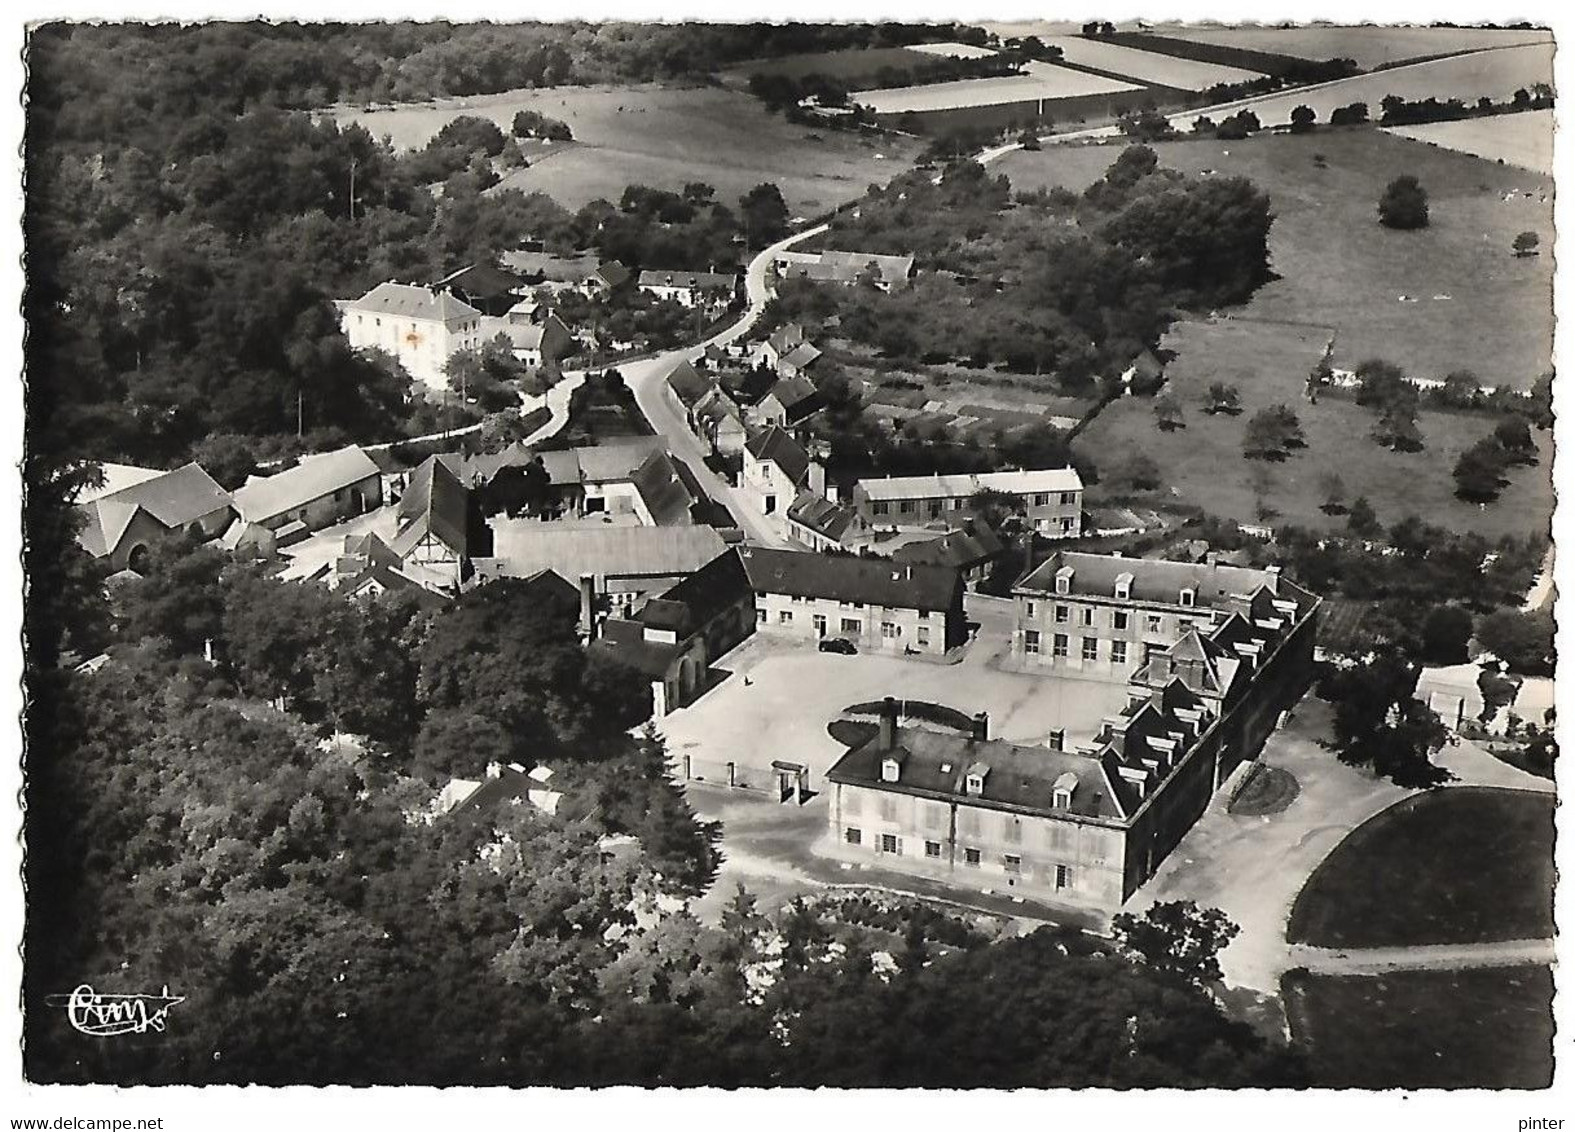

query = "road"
[618,224,832,547]
[1288,937,1555,976]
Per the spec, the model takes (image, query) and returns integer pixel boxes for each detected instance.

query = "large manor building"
[825,551,1321,913]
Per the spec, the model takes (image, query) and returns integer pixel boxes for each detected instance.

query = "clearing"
[1142,24,1553,72]
[1286,786,1555,949]
[1282,965,1554,1088]
[328,84,921,215]
[997,128,1554,389]
[1041,34,1266,89]
[1385,107,1553,174]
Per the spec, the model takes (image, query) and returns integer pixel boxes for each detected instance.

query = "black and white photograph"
[6,3,1568,1124]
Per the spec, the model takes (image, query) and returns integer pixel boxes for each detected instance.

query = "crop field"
[329,85,921,216]
[1385,108,1553,174]
[1143,24,1553,71]
[1043,34,1266,90]
[1156,41,1555,131]
[906,42,999,60]
[854,61,1141,114]
[998,128,1553,389]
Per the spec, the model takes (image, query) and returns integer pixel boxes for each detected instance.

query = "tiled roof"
[435,262,524,300]
[786,491,861,542]
[769,374,820,409]
[536,437,666,487]
[628,449,697,527]
[342,281,481,325]
[480,523,727,582]
[665,359,713,408]
[768,323,805,353]
[1015,550,1315,616]
[779,343,823,371]
[76,463,167,504]
[394,454,471,557]
[857,467,1083,502]
[233,446,380,525]
[738,546,959,613]
[892,518,1004,571]
[594,260,632,288]
[81,462,230,530]
[638,269,738,291]
[746,426,811,486]
[828,726,1126,821]
[588,621,682,677]
[636,548,751,638]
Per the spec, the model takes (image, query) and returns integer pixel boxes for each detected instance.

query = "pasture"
[1385,108,1553,174]
[1283,966,1554,1088]
[853,61,1141,114]
[1043,34,1265,89]
[329,84,922,215]
[998,128,1554,390]
[1143,23,1553,71]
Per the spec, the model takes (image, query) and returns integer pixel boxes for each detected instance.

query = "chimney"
[579,573,597,639]
[972,711,990,742]
[809,460,826,496]
[879,696,899,751]
[826,482,840,504]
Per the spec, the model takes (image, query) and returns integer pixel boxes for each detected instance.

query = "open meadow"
[328,84,922,215]
[1385,108,1553,174]
[998,128,1553,389]
[1142,23,1553,71]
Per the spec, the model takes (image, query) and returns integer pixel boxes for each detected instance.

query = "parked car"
[818,637,857,655]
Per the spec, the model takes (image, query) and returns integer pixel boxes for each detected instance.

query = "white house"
[338,282,485,392]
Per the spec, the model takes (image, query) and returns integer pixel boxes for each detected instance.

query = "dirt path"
[1288,938,1555,975]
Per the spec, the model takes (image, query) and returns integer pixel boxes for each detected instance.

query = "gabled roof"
[779,342,824,371]
[628,449,697,527]
[892,517,1004,572]
[746,426,811,486]
[1015,551,1316,617]
[767,323,805,353]
[665,359,713,408]
[394,454,471,557]
[536,437,666,487]
[435,262,525,300]
[75,463,167,505]
[857,467,1083,502]
[594,260,632,289]
[638,269,738,291]
[480,524,728,582]
[737,546,959,613]
[768,374,820,409]
[234,446,380,525]
[787,491,862,543]
[637,548,752,639]
[722,366,777,406]
[77,462,233,557]
[342,282,482,325]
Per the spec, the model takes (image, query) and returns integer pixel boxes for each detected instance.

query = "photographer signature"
[45,985,184,1037]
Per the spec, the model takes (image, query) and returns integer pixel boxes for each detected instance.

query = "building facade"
[338,282,485,391]
[232,446,384,537]
[853,468,1084,537]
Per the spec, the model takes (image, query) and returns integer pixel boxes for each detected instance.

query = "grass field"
[997,129,1553,388]
[1283,966,1554,1088]
[1287,787,1555,948]
[1154,41,1555,131]
[329,84,921,215]
[1043,34,1266,89]
[853,61,1141,114]
[1144,24,1553,71]
[1385,108,1553,174]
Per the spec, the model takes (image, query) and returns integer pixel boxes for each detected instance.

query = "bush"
[1379,175,1430,230]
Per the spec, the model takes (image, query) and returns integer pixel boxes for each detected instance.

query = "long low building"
[852,467,1084,537]
[826,553,1321,913]
[232,446,383,544]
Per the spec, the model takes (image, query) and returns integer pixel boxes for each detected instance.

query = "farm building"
[232,446,383,544]
[75,462,234,572]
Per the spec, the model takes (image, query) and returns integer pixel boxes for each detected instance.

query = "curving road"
[616,224,832,547]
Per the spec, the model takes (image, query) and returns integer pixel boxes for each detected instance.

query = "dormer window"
[1180,587,1197,608]
[881,756,901,783]
[1052,771,1077,809]
[1055,566,1074,595]
[965,763,989,795]
[1115,571,1133,601]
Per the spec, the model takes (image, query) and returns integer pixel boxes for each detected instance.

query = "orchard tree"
[1318,472,1347,515]
[1453,437,1512,502]
[1513,230,1541,257]
[1205,382,1241,415]
[1378,175,1429,229]
[1153,393,1185,431]
[1419,604,1474,665]
[1346,496,1381,538]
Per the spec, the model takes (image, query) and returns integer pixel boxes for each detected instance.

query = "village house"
[75,462,234,572]
[588,548,757,716]
[581,259,632,298]
[853,467,1084,537]
[1008,551,1320,682]
[826,556,1320,913]
[772,249,916,291]
[434,263,527,317]
[753,374,823,430]
[231,445,383,547]
[696,397,748,459]
[532,438,701,526]
[740,545,966,655]
[890,517,1005,587]
[337,282,485,391]
[390,455,482,590]
[785,490,870,553]
[741,426,818,515]
[478,311,575,369]
[637,268,738,308]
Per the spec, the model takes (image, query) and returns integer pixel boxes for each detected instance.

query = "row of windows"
[844,829,1078,887]
[1025,600,1166,633]
[354,314,481,334]
[1023,631,1129,664]
[847,802,1106,858]
[868,491,1077,518]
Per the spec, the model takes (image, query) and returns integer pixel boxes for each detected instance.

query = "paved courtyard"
[657,624,1132,789]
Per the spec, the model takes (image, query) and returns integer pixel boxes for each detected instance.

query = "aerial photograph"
[12,11,1561,1121]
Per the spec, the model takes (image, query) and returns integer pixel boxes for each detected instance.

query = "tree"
[1476,607,1554,676]
[1346,496,1381,537]
[1329,101,1369,126]
[1373,397,1423,452]
[1242,404,1303,461]
[1419,604,1474,664]
[1205,382,1241,415]
[1513,230,1541,257]
[1214,109,1260,140]
[1318,472,1347,515]
[1153,393,1184,431]
[1112,452,1163,493]
[1288,104,1316,133]
[1453,437,1512,502]
[115,531,230,657]
[739,182,789,248]
[1378,175,1429,229]
[1111,901,1240,989]
[1116,104,1176,142]
[1321,654,1451,786]
[1439,369,1482,409]
[1493,414,1537,464]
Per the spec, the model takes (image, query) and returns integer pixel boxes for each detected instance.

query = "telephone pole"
[348,156,358,222]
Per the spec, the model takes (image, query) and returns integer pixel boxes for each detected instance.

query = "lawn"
[1385,108,1553,174]
[998,128,1554,389]
[1282,965,1554,1088]
[1144,25,1553,71]
[1075,320,1553,540]
[328,84,921,216]
[1287,786,1554,948]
